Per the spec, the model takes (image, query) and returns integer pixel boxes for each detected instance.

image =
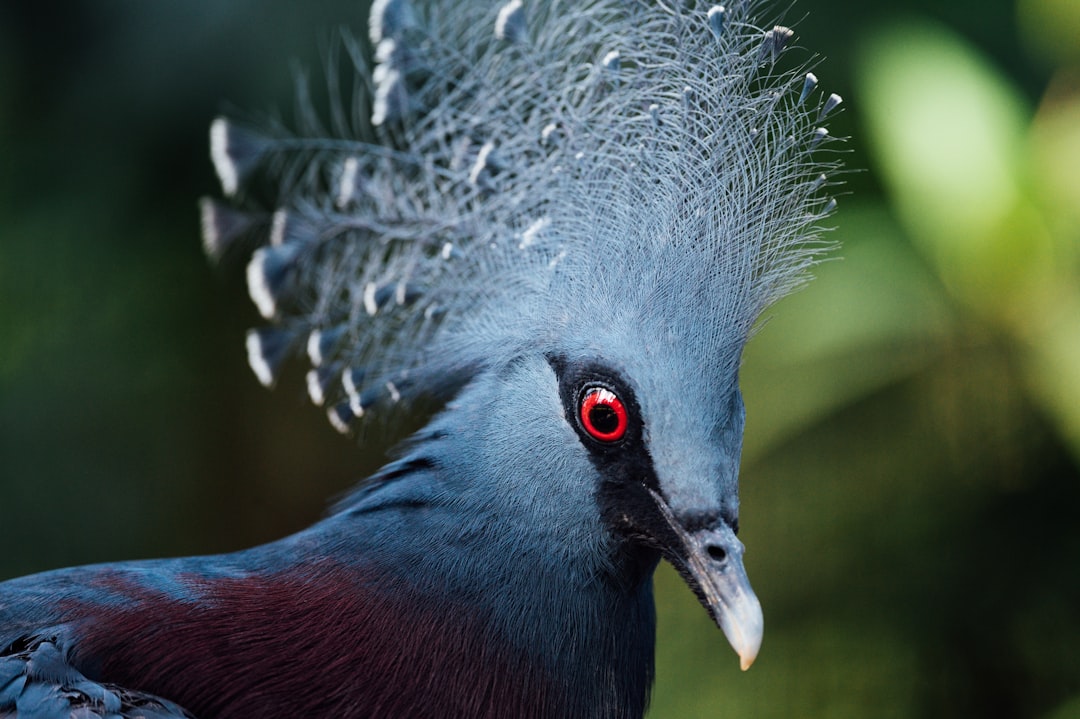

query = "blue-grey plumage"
[2,0,844,715]
[219,0,842,673]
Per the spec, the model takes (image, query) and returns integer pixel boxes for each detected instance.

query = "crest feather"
[205,0,843,433]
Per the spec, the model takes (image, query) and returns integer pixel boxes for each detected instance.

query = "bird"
[0,0,843,716]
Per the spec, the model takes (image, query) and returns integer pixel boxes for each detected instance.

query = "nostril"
[706,544,727,562]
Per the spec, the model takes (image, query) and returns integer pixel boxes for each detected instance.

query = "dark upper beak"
[648,489,763,670]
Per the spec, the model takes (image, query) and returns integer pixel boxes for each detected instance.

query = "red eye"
[579,387,628,442]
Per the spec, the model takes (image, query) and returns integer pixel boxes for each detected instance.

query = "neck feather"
[68,444,659,718]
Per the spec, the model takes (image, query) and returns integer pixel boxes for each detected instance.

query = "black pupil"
[589,403,619,434]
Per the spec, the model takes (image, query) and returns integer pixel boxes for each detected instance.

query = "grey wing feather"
[0,635,195,719]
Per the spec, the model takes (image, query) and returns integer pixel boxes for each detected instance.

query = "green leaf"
[856,20,1040,312]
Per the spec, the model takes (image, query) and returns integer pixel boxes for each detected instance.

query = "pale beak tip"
[719,588,763,672]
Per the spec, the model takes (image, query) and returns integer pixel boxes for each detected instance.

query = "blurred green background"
[1,1,1077,717]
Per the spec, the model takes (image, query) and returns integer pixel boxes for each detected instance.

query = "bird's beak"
[648,489,764,670]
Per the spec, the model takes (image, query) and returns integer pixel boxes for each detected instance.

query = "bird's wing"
[0,633,196,719]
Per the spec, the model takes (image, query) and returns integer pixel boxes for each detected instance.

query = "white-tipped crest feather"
[209,119,239,197]
[208,0,844,430]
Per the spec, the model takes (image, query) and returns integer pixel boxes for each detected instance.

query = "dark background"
[1,1,1077,717]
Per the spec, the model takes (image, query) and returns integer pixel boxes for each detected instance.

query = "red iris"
[579,387,628,442]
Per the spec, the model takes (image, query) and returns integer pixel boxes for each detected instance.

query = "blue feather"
[206,0,841,424]
[3,0,845,716]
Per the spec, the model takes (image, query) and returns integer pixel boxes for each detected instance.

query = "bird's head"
[546,344,762,671]
[207,0,841,676]
[415,232,767,666]
[522,234,767,668]
[406,340,760,668]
